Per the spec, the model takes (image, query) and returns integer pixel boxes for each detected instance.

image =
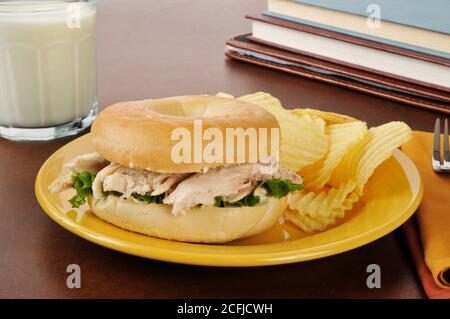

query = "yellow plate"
[35,133,423,267]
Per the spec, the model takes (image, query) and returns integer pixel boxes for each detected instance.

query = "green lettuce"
[261,179,303,198]
[131,193,165,204]
[68,173,303,210]
[68,171,165,208]
[214,178,303,208]
[69,171,96,208]
[214,193,261,208]
[103,192,164,204]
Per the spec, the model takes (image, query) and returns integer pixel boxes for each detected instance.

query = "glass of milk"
[0,0,97,141]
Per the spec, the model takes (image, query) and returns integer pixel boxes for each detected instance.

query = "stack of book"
[226,0,450,114]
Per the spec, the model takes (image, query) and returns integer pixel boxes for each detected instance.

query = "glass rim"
[0,1,96,14]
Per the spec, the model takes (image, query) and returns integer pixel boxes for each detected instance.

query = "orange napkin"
[401,131,450,298]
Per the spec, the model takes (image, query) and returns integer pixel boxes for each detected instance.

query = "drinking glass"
[0,0,97,141]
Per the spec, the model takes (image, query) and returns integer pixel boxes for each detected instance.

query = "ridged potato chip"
[328,122,412,194]
[300,121,367,190]
[215,92,235,99]
[216,92,412,234]
[286,181,358,233]
[238,93,329,171]
[238,92,284,110]
[292,108,358,125]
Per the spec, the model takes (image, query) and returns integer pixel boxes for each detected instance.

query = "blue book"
[289,0,450,34]
[263,11,450,60]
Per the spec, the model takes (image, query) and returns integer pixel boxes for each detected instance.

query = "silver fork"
[433,118,450,173]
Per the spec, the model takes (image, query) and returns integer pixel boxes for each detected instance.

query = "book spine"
[288,0,450,34]
[225,49,450,115]
[263,11,450,60]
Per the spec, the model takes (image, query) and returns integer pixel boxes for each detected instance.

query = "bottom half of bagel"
[88,195,288,243]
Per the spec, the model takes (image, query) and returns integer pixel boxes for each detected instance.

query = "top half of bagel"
[91,95,280,173]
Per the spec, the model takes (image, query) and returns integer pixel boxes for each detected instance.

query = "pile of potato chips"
[218,92,412,233]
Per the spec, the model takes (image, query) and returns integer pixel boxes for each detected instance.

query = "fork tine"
[433,118,441,170]
[444,118,450,165]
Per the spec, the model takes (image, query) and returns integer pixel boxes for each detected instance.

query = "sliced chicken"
[92,163,121,199]
[51,152,302,214]
[103,167,157,197]
[164,162,302,215]
[254,156,303,184]
[49,174,73,193]
[64,152,108,174]
[49,153,109,194]
[102,167,190,198]
[222,181,254,203]
[269,168,303,184]
[150,173,192,196]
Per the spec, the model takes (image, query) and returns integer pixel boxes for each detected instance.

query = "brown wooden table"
[0,0,439,298]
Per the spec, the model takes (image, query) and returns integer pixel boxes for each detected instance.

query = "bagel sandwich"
[49,95,303,243]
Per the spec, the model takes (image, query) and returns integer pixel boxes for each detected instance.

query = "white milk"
[0,1,96,128]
